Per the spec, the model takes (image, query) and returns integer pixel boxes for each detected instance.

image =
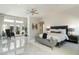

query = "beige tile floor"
[20,40,79,55]
[0,37,79,55]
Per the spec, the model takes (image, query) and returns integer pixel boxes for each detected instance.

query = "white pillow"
[59,29,66,34]
[50,29,60,32]
[50,29,69,40]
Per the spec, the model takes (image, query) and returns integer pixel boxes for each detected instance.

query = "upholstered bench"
[35,35,57,49]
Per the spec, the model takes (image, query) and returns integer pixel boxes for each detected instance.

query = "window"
[4,19,14,23]
[16,20,23,24]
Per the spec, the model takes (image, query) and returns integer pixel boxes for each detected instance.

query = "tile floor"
[20,40,79,55]
[0,37,79,55]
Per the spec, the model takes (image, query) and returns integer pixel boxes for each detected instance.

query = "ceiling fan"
[26,8,39,15]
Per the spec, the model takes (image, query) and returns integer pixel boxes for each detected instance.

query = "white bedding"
[48,33,68,42]
[39,28,69,42]
[47,29,69,42]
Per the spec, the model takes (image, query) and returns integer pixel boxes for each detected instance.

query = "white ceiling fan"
[26,8,39,15]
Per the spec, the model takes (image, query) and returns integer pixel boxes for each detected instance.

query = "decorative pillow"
[42,33,47,39]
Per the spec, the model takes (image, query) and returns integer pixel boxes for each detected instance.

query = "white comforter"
[47,33,69,42]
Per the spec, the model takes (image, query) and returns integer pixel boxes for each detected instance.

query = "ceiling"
[0,4,78,17]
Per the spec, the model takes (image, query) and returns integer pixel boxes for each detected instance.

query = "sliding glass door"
[0,15,27,54]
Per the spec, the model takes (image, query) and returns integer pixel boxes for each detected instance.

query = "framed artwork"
[32,23,34,29]
[32,23,38,30]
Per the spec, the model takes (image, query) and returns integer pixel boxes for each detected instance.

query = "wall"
[43,14,79,35]
[67,16,79,35]
[27,16,42,40]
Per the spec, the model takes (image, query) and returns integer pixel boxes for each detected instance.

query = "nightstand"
[68,35,79,43]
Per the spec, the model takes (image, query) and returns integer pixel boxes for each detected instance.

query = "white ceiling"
[0,4,78,17]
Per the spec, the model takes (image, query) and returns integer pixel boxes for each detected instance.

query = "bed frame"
[50,25,68,47]
[50,26,68,35]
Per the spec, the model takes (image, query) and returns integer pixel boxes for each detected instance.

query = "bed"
[47,26,69,46]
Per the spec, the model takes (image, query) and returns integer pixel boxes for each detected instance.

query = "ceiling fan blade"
[32,9,34,11]
[26,8,39,15]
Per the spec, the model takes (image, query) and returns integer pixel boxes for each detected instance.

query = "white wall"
[67,16,79,35]
[27,16,42,40]
[43,14,79,35]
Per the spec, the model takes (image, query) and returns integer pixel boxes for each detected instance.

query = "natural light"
[4,19,23,24]
[4,19,14,23]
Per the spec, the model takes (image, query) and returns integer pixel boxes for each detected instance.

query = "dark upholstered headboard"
[50,26,68,35]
